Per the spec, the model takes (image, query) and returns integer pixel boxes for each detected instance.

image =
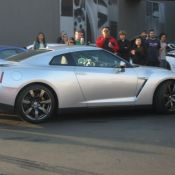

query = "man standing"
[146,30,161,67]
[96,26,119,54]
[75,29,85,45]
[118,31,131,62]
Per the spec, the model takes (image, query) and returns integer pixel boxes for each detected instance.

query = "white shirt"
[160,42,167,60]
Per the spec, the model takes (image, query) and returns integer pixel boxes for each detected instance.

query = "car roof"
[6,46,102,65]
[46,45,101,55]
[26,43,66,50]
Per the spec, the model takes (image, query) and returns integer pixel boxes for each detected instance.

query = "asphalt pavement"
[0,110,175,175]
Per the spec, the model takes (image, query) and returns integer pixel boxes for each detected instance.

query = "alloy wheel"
[164,83,175,112]
[21,88,52,121]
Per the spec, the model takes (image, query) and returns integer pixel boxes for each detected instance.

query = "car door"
[71,49,138,107]
[49,53,86,108]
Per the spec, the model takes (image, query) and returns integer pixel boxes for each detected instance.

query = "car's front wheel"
[16,84,56,123]
[154,80,175,114]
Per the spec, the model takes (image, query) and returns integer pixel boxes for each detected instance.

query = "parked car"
[167,43,175,52]
[0,46,175,123]
[166,50,175,72]
[26,43,66,50]
[0,45,27,60]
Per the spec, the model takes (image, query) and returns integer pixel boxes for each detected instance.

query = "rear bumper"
[0,103,14,113]
[0,85,17,110]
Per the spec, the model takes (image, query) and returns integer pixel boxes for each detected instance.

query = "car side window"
[50,54,74,66]
[71,50,123,68]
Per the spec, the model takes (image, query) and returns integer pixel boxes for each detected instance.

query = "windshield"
[6,50,51,62]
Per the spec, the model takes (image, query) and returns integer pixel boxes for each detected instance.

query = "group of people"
[57,30,85,46]
[96,26,168,68]
[33,27,168,68]
[33,29,85,50]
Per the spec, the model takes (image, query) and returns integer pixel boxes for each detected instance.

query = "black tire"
[16,84,56,123]
[154,80,175,114]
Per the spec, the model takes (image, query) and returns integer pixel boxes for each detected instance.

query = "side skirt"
[58,105,153,114]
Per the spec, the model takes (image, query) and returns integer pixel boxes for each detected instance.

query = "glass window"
[71,50,128,68]
[0,49,17,59]
[61,0,73,16]
[16,49,25,54]
[50,54,74,66]
[7,50,50,62]
[153,2,159,12]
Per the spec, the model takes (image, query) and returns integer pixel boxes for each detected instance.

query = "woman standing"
[131,37,146,65]
[33,32,47,50]
[159,33,170,69]
[159,33,167,60]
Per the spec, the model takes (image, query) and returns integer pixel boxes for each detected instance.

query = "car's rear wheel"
[16,84,56,123]
[154,80,175,114]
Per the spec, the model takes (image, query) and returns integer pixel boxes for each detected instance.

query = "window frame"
[70,50,132,68]
[49,53,75,66]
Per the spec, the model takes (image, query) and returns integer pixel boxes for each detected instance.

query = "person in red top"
[96,26,119,54]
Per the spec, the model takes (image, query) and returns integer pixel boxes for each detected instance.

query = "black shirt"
[118,39,131,60]
[146,38,160,61]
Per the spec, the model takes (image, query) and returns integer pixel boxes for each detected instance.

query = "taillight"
[0,72,4,83]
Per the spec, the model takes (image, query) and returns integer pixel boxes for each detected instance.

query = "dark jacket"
[131,46,146,65]
[117,39,131,61]
[33,41,47,50]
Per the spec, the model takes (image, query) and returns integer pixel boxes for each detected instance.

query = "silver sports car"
[0,46,175,123]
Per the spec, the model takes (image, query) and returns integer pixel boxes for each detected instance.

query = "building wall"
[60,0,118,43]
[118,0,175,41]
[0,0,60,47]
[0,0,174,46]
[118,0,147,39]
[164,1,175,42]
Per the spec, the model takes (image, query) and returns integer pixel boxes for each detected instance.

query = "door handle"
[114,68,125,74]
[76,72,86,75]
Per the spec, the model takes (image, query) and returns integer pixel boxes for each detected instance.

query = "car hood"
[134,65,175,79]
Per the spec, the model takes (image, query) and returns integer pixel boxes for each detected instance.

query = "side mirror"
[119,62,126,72]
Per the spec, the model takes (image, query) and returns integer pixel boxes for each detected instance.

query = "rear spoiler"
[0,59,17,67]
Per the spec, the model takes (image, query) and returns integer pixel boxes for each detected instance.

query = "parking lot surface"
[0,110,175,175]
